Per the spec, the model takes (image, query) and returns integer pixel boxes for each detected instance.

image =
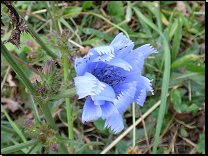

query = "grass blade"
[131,5,171,153]
[1,139,41,154]
[1,104,27,143]
[171,17,182,63]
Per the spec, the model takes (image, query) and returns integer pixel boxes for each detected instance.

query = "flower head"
[74,32,157,133]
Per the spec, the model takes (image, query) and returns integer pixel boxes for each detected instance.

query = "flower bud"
[42,59,55,76]
[26,41,34,47]
[49,141,58,152]
[24,119,34,127]
[38,86,45,95]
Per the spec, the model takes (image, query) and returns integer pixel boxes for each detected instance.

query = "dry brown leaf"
[176,1,186,14]
[77,46,91,56]
[1,97,19,112]
[170,101,194,120]
[126,146,142,154]
[29,73,41,84]
[6,73,17,87]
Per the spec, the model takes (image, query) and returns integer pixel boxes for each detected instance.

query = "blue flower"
[74,33,157,133]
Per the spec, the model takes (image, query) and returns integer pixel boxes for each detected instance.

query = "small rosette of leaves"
[24,119,59,153]
[32,59,61,101]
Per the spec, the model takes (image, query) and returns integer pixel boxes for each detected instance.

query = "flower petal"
[74,57,88,76]
[91,82,115,102]
[123,44,157,72]
[133,76,154,106]
[133,86,146,106]
[82,96,102,123]
[100,101,119,119]
[74,72,105,99]
[104,113,124,133]
[113,82,137,114]
[135,44,158,58]
[104,57,132,71]
[136,76,154,95]
[89,46,115,62]
[110,33,134,58]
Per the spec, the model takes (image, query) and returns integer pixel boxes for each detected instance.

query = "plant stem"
[63,52,74,152]
[1,139,42,154]
[132,102,136,147]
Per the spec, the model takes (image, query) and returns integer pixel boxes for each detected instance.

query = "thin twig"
[12,54,40,75]
[167,129,178,154]
[1,66,11,90]
[137,105,152,154]
[101,98,164,154]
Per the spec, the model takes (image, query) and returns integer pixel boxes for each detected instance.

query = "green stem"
[132,102,136,147]
[1,139,42,154]
[12,4,58,59]
[63,53,74,151]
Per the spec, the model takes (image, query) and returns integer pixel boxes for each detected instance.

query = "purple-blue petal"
[100,101,119,119]
[82,96,102,123]
[91,82,115,102]
[110,33,134,58]
[113,82,137,114]
[104,57,132,71]
[74,72,105,99]
[133,86,146,106]
[104,113,124,133]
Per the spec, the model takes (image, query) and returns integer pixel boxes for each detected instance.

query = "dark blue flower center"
[92,65,126,86]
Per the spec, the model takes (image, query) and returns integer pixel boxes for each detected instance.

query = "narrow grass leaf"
[9,138,27,153]
[176,9,190,29]
[75,142,104,154]
[1,105,27,143]
[171,54,201,69]
[156,1,162,32]
[1,139,41,154]
[83,28,113,41]
[125,1,132,21]
[132,5,171,153]
[27,141,43,154]
[171,17,182,63]
[60,17,75,33]
[31,95,40,122]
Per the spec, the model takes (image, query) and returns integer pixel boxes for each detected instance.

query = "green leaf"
[82,28,113,42]
[170,89,182,113]
[1,105,27,143]
[63,6,82,18]
[180,128,189,137]
[94,118,106,130]
[125,1,132,20]
[157,147,165,154]
[197,133,205,153]
[171,54,201,69]
[59,17,75,33]
[82,1,93,10]
[186,63,205,75]
[171,17,182,63]
[75,141,104,154]
[82,38,105,47]
[1,139,41,154]
[109,1,125,16]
